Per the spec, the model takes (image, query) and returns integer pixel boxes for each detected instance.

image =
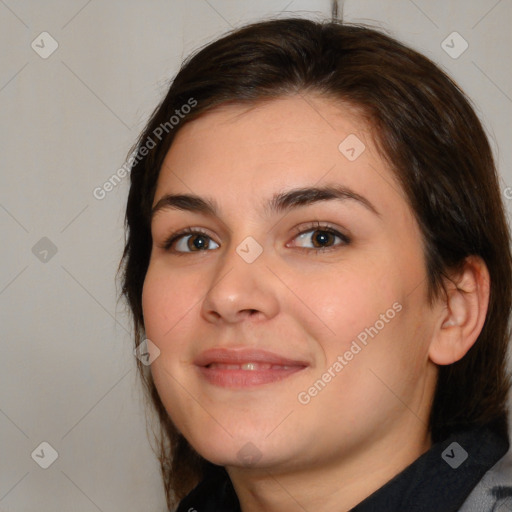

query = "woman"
[120,17,511,512]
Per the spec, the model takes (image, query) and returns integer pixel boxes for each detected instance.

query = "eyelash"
[291,222,351,252]
[161,223,351,254]
[162,227,212,252]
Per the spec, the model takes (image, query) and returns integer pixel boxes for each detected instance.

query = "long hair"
[119,18,512,508]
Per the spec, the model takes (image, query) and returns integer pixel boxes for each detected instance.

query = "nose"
[200,242,280,324]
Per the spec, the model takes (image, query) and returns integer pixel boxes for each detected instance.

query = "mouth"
[195,348,309,388]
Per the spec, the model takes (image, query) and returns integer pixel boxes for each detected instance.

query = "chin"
[184,423,302,471]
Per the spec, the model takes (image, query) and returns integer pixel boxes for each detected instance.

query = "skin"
[142,95,489,512]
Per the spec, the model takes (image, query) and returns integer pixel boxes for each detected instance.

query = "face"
[142,95,438,473]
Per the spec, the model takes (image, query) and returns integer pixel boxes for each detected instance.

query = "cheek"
[301,254,428,397]
[141,264,203,420]
[141,261,202,346]
[303,263,401,351]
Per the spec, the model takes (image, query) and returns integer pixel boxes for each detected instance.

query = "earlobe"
[429,256,490,366]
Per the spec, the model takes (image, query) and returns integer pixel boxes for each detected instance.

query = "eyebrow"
[151,184,379,219]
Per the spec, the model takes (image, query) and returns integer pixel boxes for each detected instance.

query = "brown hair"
[119,17,511,508]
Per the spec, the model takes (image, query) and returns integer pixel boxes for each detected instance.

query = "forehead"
[155,95,405,214]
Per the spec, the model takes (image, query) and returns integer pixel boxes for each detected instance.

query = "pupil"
[314,230,332,247]
[190,235,208,250]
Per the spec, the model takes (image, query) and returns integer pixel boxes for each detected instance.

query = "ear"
[428,256,490,366]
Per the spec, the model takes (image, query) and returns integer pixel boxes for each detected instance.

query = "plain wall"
[1,1,511,510]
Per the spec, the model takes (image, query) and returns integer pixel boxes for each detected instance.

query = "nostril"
[237,309,260,319]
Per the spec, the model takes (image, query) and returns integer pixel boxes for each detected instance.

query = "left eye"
[290,228,348,249]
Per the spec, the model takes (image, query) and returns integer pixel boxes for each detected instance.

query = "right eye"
[163,228,220,253]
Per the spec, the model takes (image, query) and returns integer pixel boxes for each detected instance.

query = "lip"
[195,348,309,388]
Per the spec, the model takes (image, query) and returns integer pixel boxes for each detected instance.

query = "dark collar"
[176,424,509,512]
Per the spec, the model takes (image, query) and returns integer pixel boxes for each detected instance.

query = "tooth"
[241,363,257,371]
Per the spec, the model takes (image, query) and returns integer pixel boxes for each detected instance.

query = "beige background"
[1,1,511,510]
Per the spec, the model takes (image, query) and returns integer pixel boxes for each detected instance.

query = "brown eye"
[311,230,336,248]
[186,234,210,251]
[291,227,350,250]
[167,231,220,252]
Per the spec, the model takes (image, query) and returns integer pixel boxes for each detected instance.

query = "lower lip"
[197,365,306,388]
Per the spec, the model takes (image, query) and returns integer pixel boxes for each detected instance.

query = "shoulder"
[458,446,512,511]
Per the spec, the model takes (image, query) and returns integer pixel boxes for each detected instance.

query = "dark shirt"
[176,424,510,512]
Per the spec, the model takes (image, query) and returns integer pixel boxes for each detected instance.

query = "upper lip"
[195,348,309,368]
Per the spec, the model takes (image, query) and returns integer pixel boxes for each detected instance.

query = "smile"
[195,348,309,388]
[207,362,293,370]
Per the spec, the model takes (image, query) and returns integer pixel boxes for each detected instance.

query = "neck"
[226,421,431,512]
